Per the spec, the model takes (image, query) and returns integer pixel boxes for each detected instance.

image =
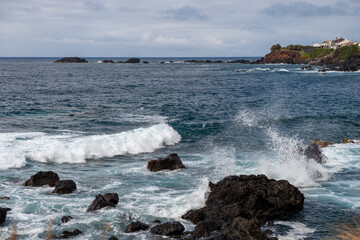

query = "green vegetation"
[309,48,334,59]
[336,45,360,61]
[284,44,306,51]
[270,44,281,52]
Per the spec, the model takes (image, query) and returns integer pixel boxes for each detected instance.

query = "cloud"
[162,5,208,21]
[263,2,351,17]
[83,1,105,12]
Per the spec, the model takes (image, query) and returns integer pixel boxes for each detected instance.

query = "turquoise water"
[0,58,359,239]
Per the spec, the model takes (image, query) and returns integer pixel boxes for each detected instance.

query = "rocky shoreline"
[1,139,355,239]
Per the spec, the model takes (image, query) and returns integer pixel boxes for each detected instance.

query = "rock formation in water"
[0,207,11,224]
[54,57,88,63]
[147,153,186,172]
[52,180,77,194]
[182,174,304,239]
[23,171,60,187]
[87,193,119,212]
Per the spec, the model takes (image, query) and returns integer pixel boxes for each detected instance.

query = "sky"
[0,0,359,57]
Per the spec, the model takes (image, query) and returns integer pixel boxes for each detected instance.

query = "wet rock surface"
[61,215,73,224]
[52,180,77,194]
[87,193,119,212]
[304,143,324,163]
[147,153,186,172]
[0,207,11,224]
[125,221,149,233]
[23,171,60,187]
[182,174,304,239]
[55,229,82,238]
[150,221,185,236]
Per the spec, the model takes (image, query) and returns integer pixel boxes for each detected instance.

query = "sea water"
[0,58,359,239]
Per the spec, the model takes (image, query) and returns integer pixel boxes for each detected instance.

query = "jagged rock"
[153,219,161,224]
[301,65,313,70]
[147,153,186,172]
[182,174,304,239]
[55,229,82,238]
[0,197,10,200]
[0,207,11,224]
[150,221,185,236]
[125,221,149,233]
[87,193,119,212]
[342,138,355,144]
[61,215,73,223]
[54,57,88,63]
[102,60,115,63]
[23,171,60,187]
[304,143,323,163]
[310,139,334,148]
[262,50,309,64]
[52,180,77,194]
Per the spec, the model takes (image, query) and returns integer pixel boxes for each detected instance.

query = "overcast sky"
[0,0,359,57]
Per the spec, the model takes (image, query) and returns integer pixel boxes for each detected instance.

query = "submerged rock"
[150,221,185,236]
[182,174,304,239]
[54,57,88,63]
[87,193,119,212]
[55,229,82,238]
[61,215,73,224]
[0,207,11,224]
[102,60,115,63]
[125,221,149,233]
[304,143,323,163]
[52,180,77,194]
[23,171,60,187]
[125,58,140,63]
[0,197,10,200]
[147,153,186,172]
[301,65,313,70]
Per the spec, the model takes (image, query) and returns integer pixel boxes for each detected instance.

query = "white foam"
[0,123,181,169]
[266,221,316,240]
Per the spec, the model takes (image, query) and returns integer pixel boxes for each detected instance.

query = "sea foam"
[0,123,181,169]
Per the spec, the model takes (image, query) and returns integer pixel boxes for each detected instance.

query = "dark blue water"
[0,58,359,239]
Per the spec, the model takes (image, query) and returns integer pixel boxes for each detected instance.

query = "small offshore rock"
[342,138,355,144]
[301,65,313,70]
[125,221,149,233]
[153,219,161,224]
[54,57,88,63]
[147,153,186,172]
[310,139,334,148]
[0,207,11,224]
[150,221,185,236]
[304,143,323,163]
[52,180,77,194]
[87,193,119,212]
[61,215,73,223]
[143,61,149,64]
[102,60,115,63]
[55,229,82,238]
[0,197,10,200]
[108,237,119,240]
[23,171,60,187]
[125,58,140,63]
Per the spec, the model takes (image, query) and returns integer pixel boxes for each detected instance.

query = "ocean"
[0,57,359,239]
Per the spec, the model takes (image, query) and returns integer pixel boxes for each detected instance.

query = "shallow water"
[0,58,359,239]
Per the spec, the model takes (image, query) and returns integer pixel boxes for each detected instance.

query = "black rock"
[147,153,186,172]
[87,193,119,212]
[61,215,73,223]
[23,171,60,187]
[52,180,77,194]
[0,207,11,224]
[54,57,88,63]
[182,174,304,239]
[125,58,140,63]
[301,65,313,70]
[55,229,82,238]
[109,237,118,240]
[150,221,185,236]
[125,221,149,233]
[304,143,323,163]
[0,197,10,200]
[227,59,250,64]
[143,61,149,64]
[102,60,115,63]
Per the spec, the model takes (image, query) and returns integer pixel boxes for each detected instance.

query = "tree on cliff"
[270,44,281,52]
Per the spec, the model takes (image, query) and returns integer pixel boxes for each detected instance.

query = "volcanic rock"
[304,143,323,163]
[102,60,115,63]
[143,61,149,64]
[182,174,304,239]
[0,197,10,200]
[52,180,77,194]
[125,221,149,233]
[227,59,250,64]
[87,193,119,212]
[150,221,185,236]
[108,237,118,240]
[54,57,88,63]
[301,65,313,70]
[55,229,82,238]
[0,207,11,224]
[23,171,60,187]
[147,153,186,172]
[125,58,140,63]
[262,50,309,64]
[61,215,73,224]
